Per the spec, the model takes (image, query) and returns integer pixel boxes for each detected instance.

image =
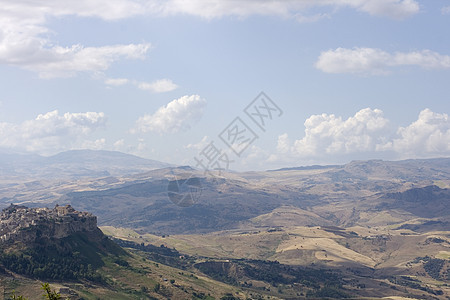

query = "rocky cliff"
[0,204,97,244]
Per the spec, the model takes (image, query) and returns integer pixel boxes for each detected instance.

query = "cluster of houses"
[0,204,96,243]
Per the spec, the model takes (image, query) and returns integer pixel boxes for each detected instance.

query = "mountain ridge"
[0,149,172,178]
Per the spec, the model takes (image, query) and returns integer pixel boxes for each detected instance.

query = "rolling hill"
[0,153,449,298]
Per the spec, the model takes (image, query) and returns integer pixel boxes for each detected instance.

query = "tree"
[41,283,61,300]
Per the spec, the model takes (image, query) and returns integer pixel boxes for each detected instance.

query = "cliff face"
[0,204,126,282]
[0,204,97,244]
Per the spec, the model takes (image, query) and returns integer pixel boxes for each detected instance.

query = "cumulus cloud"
[276,133,291,154]
[292,108,390,157]
[274,108,450,164]
[137,79,178,93]
[389,109,450,157]
[0,110,106,154]
[316,47,450,75]
[134,95,206,134]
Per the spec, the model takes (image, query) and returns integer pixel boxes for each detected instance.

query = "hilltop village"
[0,204,97,243]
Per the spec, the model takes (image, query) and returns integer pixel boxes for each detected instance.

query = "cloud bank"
[134,95,206,134]
[0,110,106,154]
[275,108,450,164]
[292,108,390,156]
[316,48,450,75]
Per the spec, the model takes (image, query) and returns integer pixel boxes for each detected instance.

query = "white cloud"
[356,0,419,20]
[316,47,450,75]
[272,108,450,165]
[276,133,291,154]
[156,0,419,20]
[316,47,392,75]
[134,95,206,134]
[185,136,210,151]
[0,0,150,78]
[389,109,450,157]
[394,50,450,69]
[292,108,390,157]
[137,79,178,93]
[7,43,150,79]
[105,78,129,86]
[104,77,178,93]
[0,110,106,154]
[0,0,419,77]
[0,0,148,22]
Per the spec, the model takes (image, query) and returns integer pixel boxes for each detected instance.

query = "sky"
[0,0,449,171]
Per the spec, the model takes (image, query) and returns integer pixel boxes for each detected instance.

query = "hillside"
[0,204,125,281]
[1,157,449,234]
[42,158,449,234]
[0,205,260,300]
[0,156,449,299]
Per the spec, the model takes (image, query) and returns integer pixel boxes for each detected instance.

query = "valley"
[0,151,449,299]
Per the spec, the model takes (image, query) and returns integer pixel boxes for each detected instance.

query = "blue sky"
[0,0,449,171]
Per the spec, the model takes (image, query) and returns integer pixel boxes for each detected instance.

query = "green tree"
[41,283,61,300]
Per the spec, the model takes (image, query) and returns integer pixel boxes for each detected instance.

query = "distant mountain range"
[0,149,172,178]
[0,151,449,234]
[1,152,448,234]
[67,157,449,234]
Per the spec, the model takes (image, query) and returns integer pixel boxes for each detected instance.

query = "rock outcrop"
[0,204,97,244]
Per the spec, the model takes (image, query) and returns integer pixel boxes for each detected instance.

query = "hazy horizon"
[2,148,450,173]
